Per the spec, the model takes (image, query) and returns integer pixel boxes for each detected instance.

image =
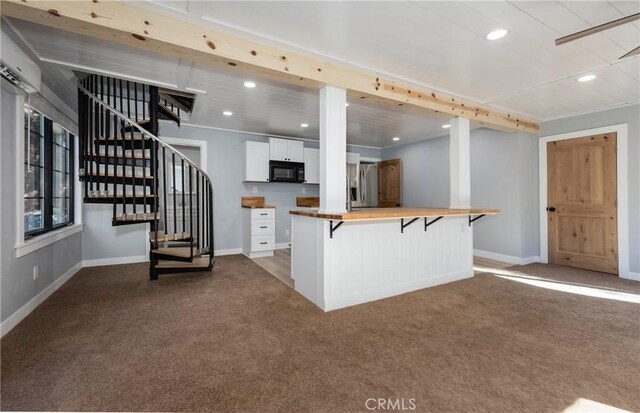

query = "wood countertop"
[241,196,275,209]
[296,197,320,208]
[242,205,276,209]
[289,207,499,220]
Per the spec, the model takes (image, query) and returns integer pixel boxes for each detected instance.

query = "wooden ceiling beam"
[1,0,539,133]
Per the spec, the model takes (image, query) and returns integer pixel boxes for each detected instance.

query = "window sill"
[15,223,84,258]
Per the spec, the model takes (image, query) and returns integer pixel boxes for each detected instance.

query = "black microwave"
[269,161,305,183]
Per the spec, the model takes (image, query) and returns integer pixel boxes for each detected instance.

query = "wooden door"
[378,159,402,207]
[547,133,617,274]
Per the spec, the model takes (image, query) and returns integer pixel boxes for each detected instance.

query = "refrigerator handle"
[360,167,366,205]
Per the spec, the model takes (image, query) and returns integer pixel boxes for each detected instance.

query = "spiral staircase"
[78,74,214,280]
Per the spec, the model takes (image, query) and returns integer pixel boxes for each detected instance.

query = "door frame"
[538,123,630,279]
[160,136,208,173]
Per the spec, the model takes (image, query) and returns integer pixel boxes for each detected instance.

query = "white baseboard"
[474,249,540,266]
[82,255,148,267]
[621,271,640,282]
[214,248,242,256]
[1,262,82,338]
[215,243,290,256]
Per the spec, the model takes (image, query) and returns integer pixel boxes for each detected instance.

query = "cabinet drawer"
[252,235,275,251]
[251,208,275,220]
[252,220,275,235]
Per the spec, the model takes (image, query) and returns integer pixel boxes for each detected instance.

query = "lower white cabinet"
[243,208,276,258]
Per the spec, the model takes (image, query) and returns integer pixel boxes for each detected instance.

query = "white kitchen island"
[290,207,498,311]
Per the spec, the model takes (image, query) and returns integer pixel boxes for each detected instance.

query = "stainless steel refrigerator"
[347,162,378,208]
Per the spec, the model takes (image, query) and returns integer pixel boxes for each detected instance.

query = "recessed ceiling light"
[300,123,309,128]
[578,74,597,82]
[345,103,350,107]
[244,81,256,88]
[442,124,451,129]
[392,137,400,141]
[223,111,233,116]
[486,28,508,40]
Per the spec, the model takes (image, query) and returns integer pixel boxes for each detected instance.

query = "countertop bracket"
[468,214,487,226]
[424,216,444,231]
[329,220,344,239]
[401,217,419,233]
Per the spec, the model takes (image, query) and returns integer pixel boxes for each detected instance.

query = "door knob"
[547,207,556,212]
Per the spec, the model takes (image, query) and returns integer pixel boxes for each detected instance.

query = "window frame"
[23,109,76,240]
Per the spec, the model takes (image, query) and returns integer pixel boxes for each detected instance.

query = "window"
[24,108,75,238]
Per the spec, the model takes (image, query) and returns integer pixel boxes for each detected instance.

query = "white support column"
[319,86,347,213]
[449,117,471,208]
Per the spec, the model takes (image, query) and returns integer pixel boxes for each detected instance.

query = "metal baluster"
[203,174,207,251]
[189,165,193,248]
[89,76,98,197]
[99,75,106,197]
[111,77,118,217]
[151,139,158,243]
[119,78,125,219]
[209,183,214,257]
[181,158,185,237]
[172,152,177,235]
[162,146,168,237]
[196,171,200,251]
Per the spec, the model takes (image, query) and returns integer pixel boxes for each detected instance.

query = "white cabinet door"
[287,140,304,163]
[244,141,269,182]
[303,147,320,184]
[269,138,288,161]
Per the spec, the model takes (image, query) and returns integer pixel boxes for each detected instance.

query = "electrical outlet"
[301,187,306,194]
[285,229,290,236]
[252,187,258,194]
[33,265,39,280]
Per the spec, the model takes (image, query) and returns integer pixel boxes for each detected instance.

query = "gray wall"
[83,122,382,258]
[540,104,640,273]
[1,82,82,324]
[382,128,539,260]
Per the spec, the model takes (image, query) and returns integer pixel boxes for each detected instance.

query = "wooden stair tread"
[153,247,199,259]
[149,232,191,242]
[155,257,209,269]
[114,213,159,222]
[96,135,150,141]
[86,194,158,199]
[158,102,181,123]
[86,172,154,179]
[86,152,152,160]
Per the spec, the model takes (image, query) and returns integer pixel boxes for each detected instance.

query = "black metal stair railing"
[78,74,214,274]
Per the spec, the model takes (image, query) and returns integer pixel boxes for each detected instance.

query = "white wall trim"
[0,262,82,338]
[168,121,382,151]
[538,124,630,279]
[214,247,242,256]
[160,136,208,173]
[474,249,540,266]
[624,272,640,282]
[82,255,148,267]
[15,223,84,258]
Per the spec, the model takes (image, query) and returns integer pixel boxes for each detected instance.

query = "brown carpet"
[1,256,639,412]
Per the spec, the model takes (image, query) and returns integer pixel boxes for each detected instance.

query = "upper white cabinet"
[244,141,269,182]
[269,138,303,162]
[303,147,320,184]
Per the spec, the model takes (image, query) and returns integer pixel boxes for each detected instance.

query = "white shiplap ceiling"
[7,1,640,148]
